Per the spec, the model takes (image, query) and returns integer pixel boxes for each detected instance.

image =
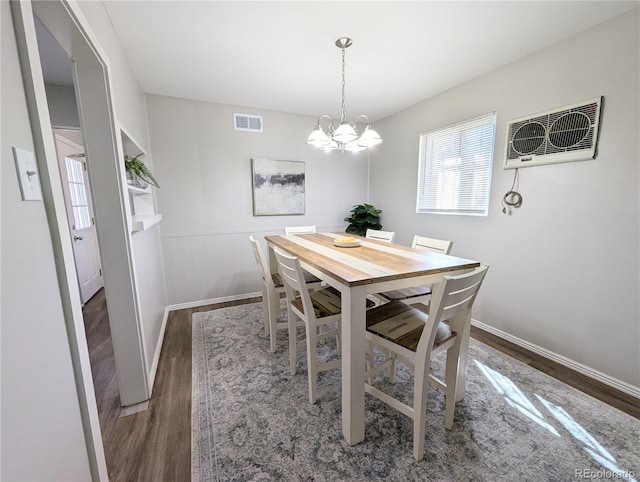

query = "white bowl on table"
[333,236,361,248]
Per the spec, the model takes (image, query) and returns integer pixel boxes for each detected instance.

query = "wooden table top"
[265,232,480,287]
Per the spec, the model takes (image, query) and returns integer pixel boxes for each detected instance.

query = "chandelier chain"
[341,47,346,121]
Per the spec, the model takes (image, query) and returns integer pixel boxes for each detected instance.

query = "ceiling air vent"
[504,96,602,169]
[234,113,263,132]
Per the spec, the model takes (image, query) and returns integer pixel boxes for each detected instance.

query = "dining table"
[265,232,481,446]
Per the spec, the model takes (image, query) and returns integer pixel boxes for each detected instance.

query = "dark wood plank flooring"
[82,289,638,481]
[470,325,640,420]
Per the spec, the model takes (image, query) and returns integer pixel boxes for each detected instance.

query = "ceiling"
[46,1,638,122]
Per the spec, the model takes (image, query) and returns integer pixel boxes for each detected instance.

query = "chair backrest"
[249,236,272,290]
[273,248,317,321]
[417,265,489,358]
[412,235,453,255]
[284,225,316,235]
[365,229,396,243]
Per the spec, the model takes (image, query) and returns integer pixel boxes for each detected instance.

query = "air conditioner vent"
[504,96,602,169]
[548,111,591,148]
[234,113,263,132]
[512,122,545,155]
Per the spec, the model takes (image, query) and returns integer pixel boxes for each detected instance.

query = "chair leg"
[444,343,461,429]
[365,341,374,384]
[268,292,279,353]
[305,321,318,403]
[454,322,471,403]
[375,346,397,383]
[262,290,270,337]
[412,368,429,461]
[381,347,398,381]
[288,309,298,375]
[318,324,325,344]
[388,356,397,384]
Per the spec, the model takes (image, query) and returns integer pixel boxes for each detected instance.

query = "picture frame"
[251,158,305,216]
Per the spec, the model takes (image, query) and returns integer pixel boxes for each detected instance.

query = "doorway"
[36,14,104,305]
[53,130,103,304]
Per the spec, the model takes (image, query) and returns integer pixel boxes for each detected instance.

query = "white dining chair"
[284,225,326,294]
[284,225,316,235]
[412,235,453,254]
[365,228,395,243]
[273,248,342,403]
[378,235,453,306]
[364,264,488,461]
[249,236,321,353]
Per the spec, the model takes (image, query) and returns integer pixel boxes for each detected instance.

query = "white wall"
[45,83,80,128]
[369,11,639,389]
[146,96,369,304]
[1,1,92,479]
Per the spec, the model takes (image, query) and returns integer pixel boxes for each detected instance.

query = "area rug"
[192,303,639,481]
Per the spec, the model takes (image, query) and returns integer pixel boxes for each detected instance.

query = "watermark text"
[575,468,636,480]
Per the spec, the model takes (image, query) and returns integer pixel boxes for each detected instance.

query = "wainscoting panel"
[161,226,345,305]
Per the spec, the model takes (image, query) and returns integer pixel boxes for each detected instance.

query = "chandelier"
[306,37,382,153]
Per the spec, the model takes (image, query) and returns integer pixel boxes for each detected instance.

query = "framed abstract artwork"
[251,158,305,216]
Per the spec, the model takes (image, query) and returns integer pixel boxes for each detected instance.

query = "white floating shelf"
[127,184,152,195]
[121,126,161,233]
[131,214,162,232]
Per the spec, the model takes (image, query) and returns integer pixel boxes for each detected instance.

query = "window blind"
[416,112,496,216]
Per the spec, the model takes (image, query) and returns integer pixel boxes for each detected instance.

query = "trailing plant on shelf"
[344,203,382,236]
[124,153,160,189]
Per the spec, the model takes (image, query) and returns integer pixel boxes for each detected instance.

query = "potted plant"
[124,154,160,189]
[344,203,382,236]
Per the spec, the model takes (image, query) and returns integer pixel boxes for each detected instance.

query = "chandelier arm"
[318,114,334,125]
[316,114,335,135]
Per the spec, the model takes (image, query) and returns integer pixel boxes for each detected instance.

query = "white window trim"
[416,112,496,217]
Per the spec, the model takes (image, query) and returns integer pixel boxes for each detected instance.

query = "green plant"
[344,203,382,236]
[124,154,160,188]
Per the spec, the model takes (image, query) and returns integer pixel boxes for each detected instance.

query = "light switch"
[12,146,43,201]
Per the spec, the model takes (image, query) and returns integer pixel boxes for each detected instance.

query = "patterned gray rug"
[192,303,639,481]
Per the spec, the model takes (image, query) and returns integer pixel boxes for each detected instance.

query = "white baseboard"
[151,292,261,393]
[167,291,261,312]
[471,319,640,400]
[119,400,149,417]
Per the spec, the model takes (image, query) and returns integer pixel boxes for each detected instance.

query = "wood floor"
[82,289,639,481]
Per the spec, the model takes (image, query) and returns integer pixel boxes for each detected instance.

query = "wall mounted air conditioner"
[504,96,602,169]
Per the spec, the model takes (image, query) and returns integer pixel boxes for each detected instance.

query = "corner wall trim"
[471,319,640,400]
[148,306,170,392]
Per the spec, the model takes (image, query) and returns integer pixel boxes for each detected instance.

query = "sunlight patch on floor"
[474,359,559,436]
[475,359,637,482]
[536,394,637,482]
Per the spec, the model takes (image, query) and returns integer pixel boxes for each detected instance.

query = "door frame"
[54,130,104,303]
[11,1,150,479]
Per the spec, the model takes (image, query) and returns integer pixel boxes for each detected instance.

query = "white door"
[54,132,103,303]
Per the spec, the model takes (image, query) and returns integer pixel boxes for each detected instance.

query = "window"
[416,112,496,216]
[65,156,92,230]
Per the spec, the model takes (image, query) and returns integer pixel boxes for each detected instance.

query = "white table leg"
[341,284,367,445]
